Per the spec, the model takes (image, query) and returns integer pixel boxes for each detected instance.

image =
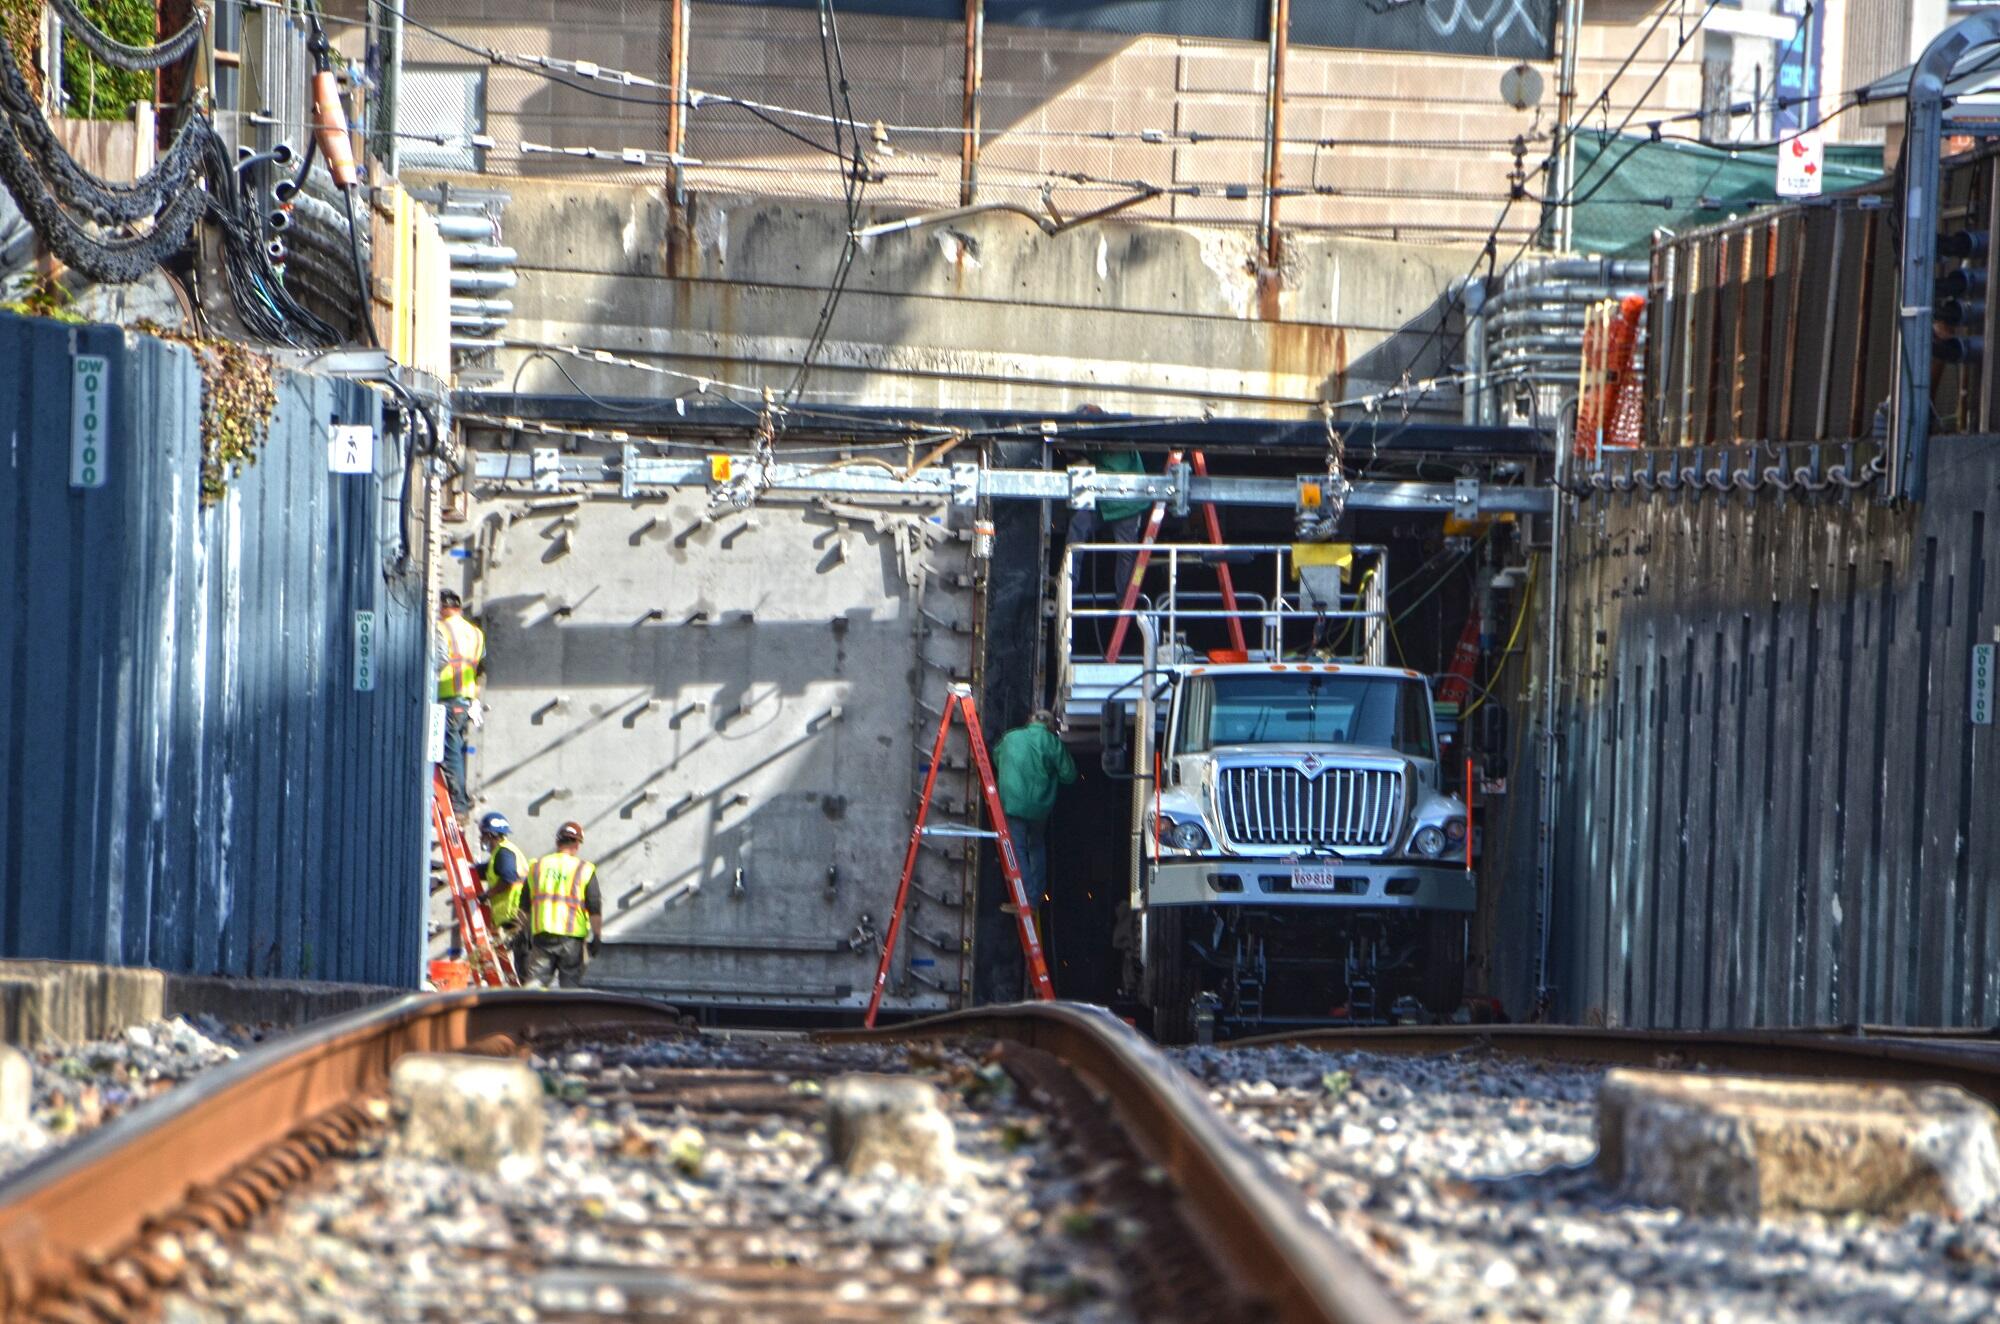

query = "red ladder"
[1102,450,1246,661]
[865,685,1055,1026]
[429,768,518,987]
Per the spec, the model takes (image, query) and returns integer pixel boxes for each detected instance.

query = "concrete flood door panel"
[464,487,978,1013]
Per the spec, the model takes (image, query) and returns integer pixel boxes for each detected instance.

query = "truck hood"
[1204,743,1410,764]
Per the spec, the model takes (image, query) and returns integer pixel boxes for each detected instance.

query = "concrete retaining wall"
[0,960,404,1048]
[456,479,980,1013]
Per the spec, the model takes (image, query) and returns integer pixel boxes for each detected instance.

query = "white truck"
[1060,542,1474,1040]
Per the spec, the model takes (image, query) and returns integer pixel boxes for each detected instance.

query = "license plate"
[1292,868,1341,891]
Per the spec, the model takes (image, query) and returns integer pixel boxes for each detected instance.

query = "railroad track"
[0,995,1400,1324]
[1189,1022,2000,1323]
[1227,1022,2000,1105]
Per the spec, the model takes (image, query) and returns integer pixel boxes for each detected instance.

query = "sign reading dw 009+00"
[71,353,110,489]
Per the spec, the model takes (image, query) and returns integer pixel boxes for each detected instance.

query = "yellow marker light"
[709,455,734,483]
[1299,481,1323,508]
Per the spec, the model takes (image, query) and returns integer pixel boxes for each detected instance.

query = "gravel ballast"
[0,1016,250,1182]
[1177,1044,2000,1322]
[159,1034,1155,1323]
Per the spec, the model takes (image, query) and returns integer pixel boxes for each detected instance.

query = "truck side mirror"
[1101,699,1131,776]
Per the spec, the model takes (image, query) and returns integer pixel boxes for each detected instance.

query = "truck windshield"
[1175,673,1435,760]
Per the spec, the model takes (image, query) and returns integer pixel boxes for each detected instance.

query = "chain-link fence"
[381,0,1573,245]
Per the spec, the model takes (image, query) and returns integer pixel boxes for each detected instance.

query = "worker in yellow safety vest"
[476,811,529,974]
[525,820,603,988]
[434,590,487,816]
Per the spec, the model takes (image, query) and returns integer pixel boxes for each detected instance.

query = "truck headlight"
[1443,817,1467,842]
[1167,821,1211,852]
[1410,825,1447,858]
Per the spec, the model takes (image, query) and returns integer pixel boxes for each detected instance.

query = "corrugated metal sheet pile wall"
[0,314,428,985]
[1553,163,2000,1028]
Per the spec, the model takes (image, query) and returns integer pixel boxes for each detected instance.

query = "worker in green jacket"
[994,709,1079,908]
[1067,447,1150,606]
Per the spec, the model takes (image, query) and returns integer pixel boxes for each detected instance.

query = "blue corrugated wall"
[0,313,427,985]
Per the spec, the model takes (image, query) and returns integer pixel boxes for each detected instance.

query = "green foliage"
[2,272,87,322]
[60,0,154,121]
[0,0,43,97]
[139,321,280,504]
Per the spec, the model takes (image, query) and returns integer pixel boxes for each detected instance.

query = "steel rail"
[1227,1023,2000,1106]
[0,995,1406,1324]
[0,991,681,1319]
[829,1002,1404,1324]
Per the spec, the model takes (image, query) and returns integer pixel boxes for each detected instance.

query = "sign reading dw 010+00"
[70,352,110,489]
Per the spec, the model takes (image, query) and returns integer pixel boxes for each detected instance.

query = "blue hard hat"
[479,812,511,837]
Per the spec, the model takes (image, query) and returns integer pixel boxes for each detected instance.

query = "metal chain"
[48,0,208,72]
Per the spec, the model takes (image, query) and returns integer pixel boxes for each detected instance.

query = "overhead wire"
[785,0,866,412]
[1349,0,1727,463]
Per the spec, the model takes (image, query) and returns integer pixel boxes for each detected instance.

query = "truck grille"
[1216,766,1405,850]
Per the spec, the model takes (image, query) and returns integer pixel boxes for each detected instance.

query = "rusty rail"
[0,996,1404,1324]
[1228,1023,2000,1106]
[831,1003,1403,1324]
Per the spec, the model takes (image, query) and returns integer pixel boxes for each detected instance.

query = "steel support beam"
[456,392,1549,456]
[468,450,1553,517]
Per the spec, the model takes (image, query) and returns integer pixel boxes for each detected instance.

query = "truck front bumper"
[1150,857,1474,912]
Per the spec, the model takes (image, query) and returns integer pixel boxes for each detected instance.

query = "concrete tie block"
[1597,1068,2000,1220]
[0,1045,30,1132]
[389,1053,546,1179]
[824,1074,958,1183]
[0,961,165,1046]
[0,974,65,1048]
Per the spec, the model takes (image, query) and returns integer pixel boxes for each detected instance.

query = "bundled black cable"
[48,0,207,72]
[198,123,340,346]
[0,23,207,218]
[0,26,206,282]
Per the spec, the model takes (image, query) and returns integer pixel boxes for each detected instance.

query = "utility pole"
[663,0,691,271]
[370,0,404,176]
[1548,0,1584,252]
[960,0,983,205]
[1259,0,1289,273]
[665,0,690,202]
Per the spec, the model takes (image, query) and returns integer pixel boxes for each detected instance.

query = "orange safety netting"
[1574,295,1646,460]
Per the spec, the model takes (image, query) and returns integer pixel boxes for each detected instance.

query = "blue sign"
[1774,0,1823,131]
